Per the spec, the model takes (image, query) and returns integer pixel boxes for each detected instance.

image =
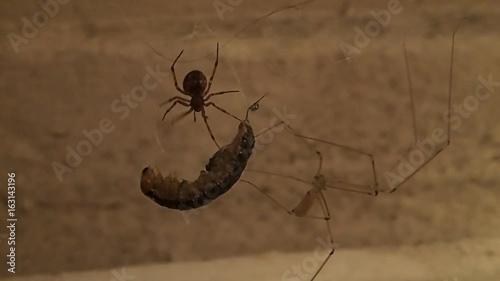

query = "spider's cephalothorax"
[159,43,241,148]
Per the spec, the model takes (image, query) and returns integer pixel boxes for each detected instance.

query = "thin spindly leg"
[171,108,194,125]
[159,96,190,107]
[245,168,378,196]
[247,163,378,195]
[291,125,378,195]
[204,90,239,101]
[254,120,286,138]
[171,50,186,95]
[204,102,241,122]
[201,110,220,148]
[245,124,380,195]
[239,179,335,281]
[203,42,219,95]
[379,19,460,193]
[315,151,323,175]
[308,187,335,281]
[241,149,335,280]
[162,100,190,121]
[240,180,333,235]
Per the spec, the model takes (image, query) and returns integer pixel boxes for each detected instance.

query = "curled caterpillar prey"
[141,94,268,210]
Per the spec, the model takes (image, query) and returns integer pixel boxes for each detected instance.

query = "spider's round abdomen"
[183,70,207,95]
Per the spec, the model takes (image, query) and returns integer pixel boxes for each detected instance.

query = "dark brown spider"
[160,42,240,148]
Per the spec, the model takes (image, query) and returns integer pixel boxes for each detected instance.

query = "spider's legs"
[171,108,194,125]
[240,179,335,281]
[162,100,190,121]
[159,96,190,107]
[201,110,220,148]
[203,42,219,95]
[379,18,460,193]
[204,90,239,101]
[204,102,241,122]
[171,50,186,95]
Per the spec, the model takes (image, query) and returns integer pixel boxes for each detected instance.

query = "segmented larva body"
[140,120,254,210]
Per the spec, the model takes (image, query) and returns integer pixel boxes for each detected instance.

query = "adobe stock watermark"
[179,105,297,224]
[282,235,334,281]
[6,0,72,54]
[51,64,170,182]
[338,0,410,60]
[384,74,500,189]
[212,0,244,21]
